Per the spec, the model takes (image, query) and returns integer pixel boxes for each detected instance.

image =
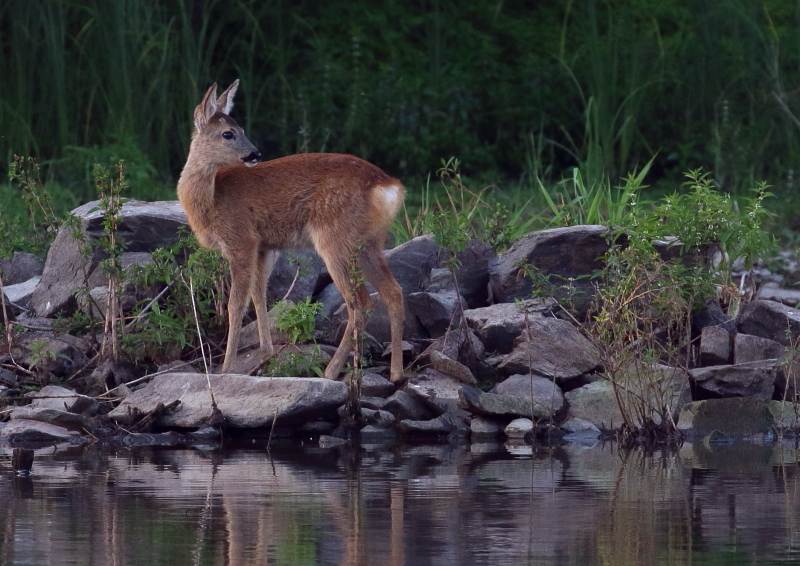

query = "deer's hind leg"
[360,241,405,382]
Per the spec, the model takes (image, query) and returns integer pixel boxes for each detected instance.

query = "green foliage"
[4,156,61,256]
[273,299,323,346]
[262,346,326,378]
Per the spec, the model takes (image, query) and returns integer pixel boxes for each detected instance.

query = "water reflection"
[2,440,800,565]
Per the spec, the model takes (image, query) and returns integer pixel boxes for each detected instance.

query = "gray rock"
[700,326,731,366]
[406,369,473,419]
[397,413,468,436]
[767,400,800,430]
[470,416,503,438]
[563,380,624,431]
[190,426,222,441]
[383,390,433,421]
[108,373,347,427]
[429,350,477,386]
[738,299,800,346]
[9,407,95,431]
[677,398,776,441]
[458,385,555,419]
[28,385,97,414]
[489,225,621,313]
[464,299,557,354]
[490,374,565,414]
[358,373,396,398]
[383,234,439,292]
[361,408,396,427]
[360,396,388,410]
[267,249,327,304]
[123,431,184,447]
[690,360,778,400]
[422,328,486,379]
[14,332,90,378]
[560,417,601,434]
[505,418,534,439]
[734,333,783,365]
[0,252,45,285]
[319,435,349,447]
[359,425,397,442]
[3,276,40,309]
[0,418,83,442]
[32,199,188,317]
[406,290,466,337]
[758,286,800,306]
[497,317,600,382]
[431,239,496,308]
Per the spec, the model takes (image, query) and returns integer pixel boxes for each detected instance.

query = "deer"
[177,80,406,382]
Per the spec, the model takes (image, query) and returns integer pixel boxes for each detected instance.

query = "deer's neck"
[177,156,219,234]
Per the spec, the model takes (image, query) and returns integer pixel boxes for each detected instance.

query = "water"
[3,440,800,565]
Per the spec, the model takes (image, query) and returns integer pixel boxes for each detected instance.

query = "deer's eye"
[222,131,235,140]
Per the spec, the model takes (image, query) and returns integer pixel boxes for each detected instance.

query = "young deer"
[177,81,406,382]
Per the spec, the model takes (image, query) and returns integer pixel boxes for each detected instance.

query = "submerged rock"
[678,398,776,441]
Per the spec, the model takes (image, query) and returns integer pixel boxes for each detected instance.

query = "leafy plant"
[273,298,323,346]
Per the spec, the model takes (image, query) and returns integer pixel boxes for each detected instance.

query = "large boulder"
[737,299,800,346]
[488,225,620,313]
[458,385,556,420]
[0,252,45,285]
[464,298,557,354]
[490,373,565,414]
[677,398,775,441]
[497,316,600,382]
[0,419,84,443]
[109,373,347,428]
[430,239,496,308]
[267,249,327,304]
[689,360,778,400]
[734,333,783,365]
[406,290,466,338]
[31,199,188,317]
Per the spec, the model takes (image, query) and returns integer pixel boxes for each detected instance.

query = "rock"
[470,416,503,439]
[32,199,188,317]
[767,401,800,430]
[677,398,776,441]
[13,332,90,378]
[699,326,731,366]
[734,333,783,364]
[497,317,600,382]
[0,252,45,286]
[0,293,17,322]
[267,249,327,304]
[564,367,690,431]
[458,385,555,419]
[190,427,221,441]
[382,234,439,292]
[504,418,534,439]
[27,385,97,414]
[561,417,601,434]
[360,396,388,410]
[490,374,565,414]
[122,431,184,447]
[9,407,95,431]
[3,276,40,309]
[692,299,736,333]
[397,413,468,436]
[421,328,485,377]
[359,425,397,442]
[430,239,496,308]
[464,299,557,354]
[361,408,396,428]
[689,360,777,400]
[758,286,800,306]
[383,390,433,421]
[406,369,473,418]
[488,225,621,313]
[0,419,83,443]
[429,350,477,386]
[319,435,349,447]
[406,290,466,337]
[355,372,395,398]
[737,299,800,346]
[108,373,347,427]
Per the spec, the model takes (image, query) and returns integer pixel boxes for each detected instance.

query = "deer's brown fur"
[177,81,405,382]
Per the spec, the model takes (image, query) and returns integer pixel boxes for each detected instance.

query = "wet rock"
[406,290,466,337]
[0,419,83,443]
[505,418,534,439]
[383,390,433,421]
[3,276,40,309]
[361,408,396,428]
[700,326,731,366]
[1,252,45,286]
[406,369,472,419]
[458,385,555,419]
[677,398,776,441]
[497,317,600,382]
[359,425,397,442]
[488,225,621,313]
[464,299,557,354]
[122,431,184,447]
[397,413,468,436]
[737,299,800,346]
[319,435,349,447]
[563,380,624,431]
[32,200,188,317]
[9,407,95,431]
[490,374,565,414]
[767,401,800,430]
[190,427,221,442]
[109,373,347,428]
[689,360,778,400]
[734,333,783,365]
[27,385,97,414]
[470,416,503,439]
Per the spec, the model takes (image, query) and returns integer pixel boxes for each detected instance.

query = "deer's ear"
[216,79,239,115]
[194,83,218,131]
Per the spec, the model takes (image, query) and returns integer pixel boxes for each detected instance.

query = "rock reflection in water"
[1,441,800,565]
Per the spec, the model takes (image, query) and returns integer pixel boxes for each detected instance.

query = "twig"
[281,265,302,302]
[124,283,172,331]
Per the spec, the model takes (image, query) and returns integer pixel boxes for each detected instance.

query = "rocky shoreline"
[2,199,800,448]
